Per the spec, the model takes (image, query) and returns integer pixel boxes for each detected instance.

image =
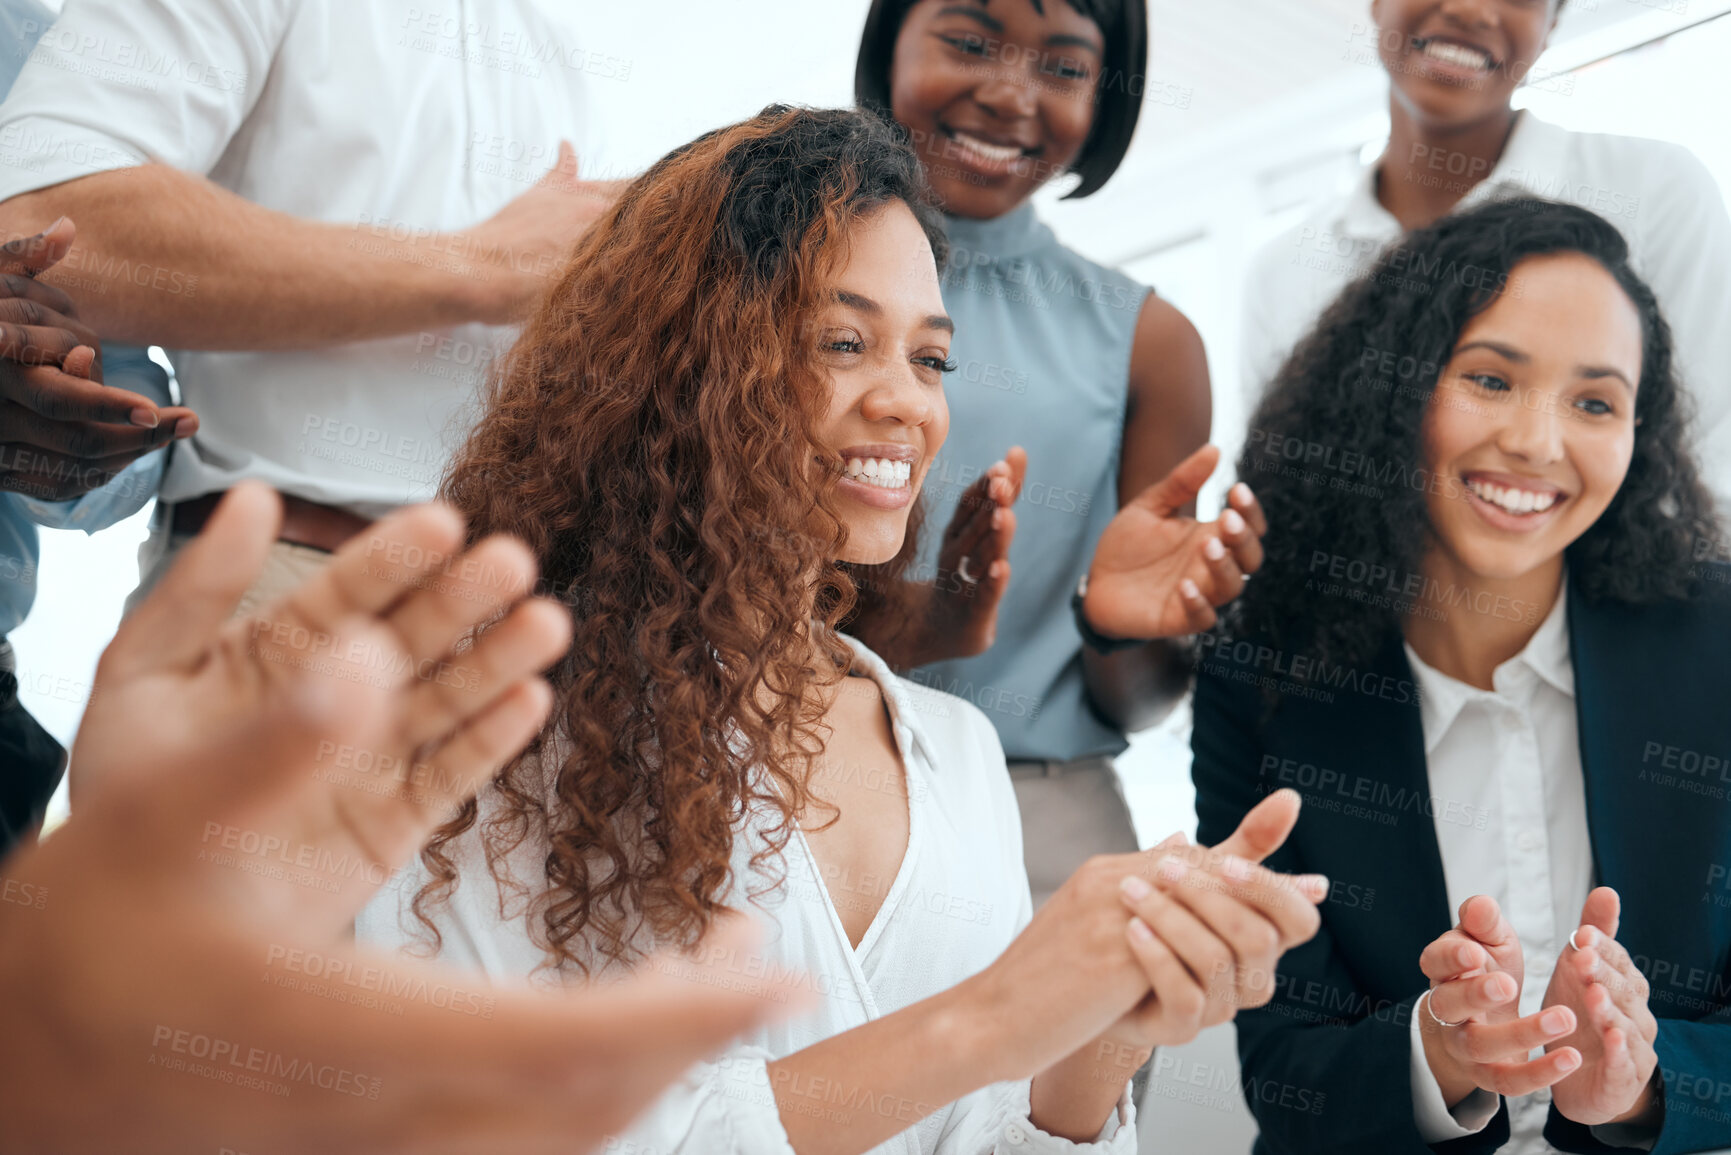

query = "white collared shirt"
[358,634,1136,1155]
[1402,585,1653,1152]
[0,0,603,517]
[1241,111,1731,513]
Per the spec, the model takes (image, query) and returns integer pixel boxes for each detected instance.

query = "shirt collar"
[1404,579,1574,754]
[1336,111,1569,241]
[836,632,944,773]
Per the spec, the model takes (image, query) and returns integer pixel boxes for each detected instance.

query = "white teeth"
[951,131,1023,164]
[1421,40,1492,71]
[841,456,912,490]
[1466,477,1558,515]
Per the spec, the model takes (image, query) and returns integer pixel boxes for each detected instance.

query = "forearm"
[1028,1040,1145,1142]
[767,981,1000,1155]
[1080,638,1191,734]
[0,167,502,350]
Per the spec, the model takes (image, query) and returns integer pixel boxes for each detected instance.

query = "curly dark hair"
[414,105,947,973]
[1229,196,1721,675]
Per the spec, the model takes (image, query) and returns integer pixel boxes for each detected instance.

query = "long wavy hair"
[414,106,948,972]
[1230,196,1721,676]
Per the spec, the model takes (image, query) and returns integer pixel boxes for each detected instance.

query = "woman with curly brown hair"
[359,105,1326,1154]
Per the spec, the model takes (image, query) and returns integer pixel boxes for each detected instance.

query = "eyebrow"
[834,289,953,334]
[1454,339,1636,395]
[933,3,1104,56]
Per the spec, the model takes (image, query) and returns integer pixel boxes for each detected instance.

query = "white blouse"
[358,634,1136,1155]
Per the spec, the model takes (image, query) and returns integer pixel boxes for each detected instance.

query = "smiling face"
[888,0,1104,219]
[1421,252,1642,586]
[1370,0,1559,130]
[813,200,953,564]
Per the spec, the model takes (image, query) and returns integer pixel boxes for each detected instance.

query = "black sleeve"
[1191,669,1509,1155]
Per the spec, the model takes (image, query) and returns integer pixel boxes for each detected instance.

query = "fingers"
[1458,895,1518,951]
[1428,969,1518,1026]
[1475,1046,1582,1098]
[382,535,537,666]
[1450,1004,1578,1067]
[1118,876,1239,1024]
[1227,481,1268,537]
[1210,787,1301,864]
[1124,915,1207,1035]
[0,398,186,458]
[409,678,556,817]
[1130,443,1221,518]
[0,361,168,425]
[1218,505,1264,577]
[0,270,77,316]
[1176,578,1217,632]
[0,438,179,501]
[399,595,572,751]
[273,503,471,641]
[1578,886,1621,940]
[1142,860,1313,1006]
[941,468,994,545]
[0,216,74,278]
[1200,534,1247,604]
[103,482,282,677]
[1001,445,1027,501]
[1419,931,1490,985]
[1154,853,1324,948]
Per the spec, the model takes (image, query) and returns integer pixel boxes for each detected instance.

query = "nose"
[1497,385,1566,466]
[973,70,1039,122]
[859,363,941,430]
[1436,0,1496,31]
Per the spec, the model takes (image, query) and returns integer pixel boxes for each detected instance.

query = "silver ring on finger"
[1422,988,1467,1029]
[956,555,980,585]
[1567,928,1585,951]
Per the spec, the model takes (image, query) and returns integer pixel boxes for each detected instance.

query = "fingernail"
[1155,858,1186,884]
[1541,1008,1570,1034]
[130,407,158,428]
[1300,874,1329,900]
[1121,874,1153,901]
[1557,1050,1581,1073]
[1490,974,1516,1001]
[47,215,65,232]
[1222,509,1245,534]
[1205,537,1226,561]
[1221,856,1253,882]
[1180,578,1201,599]
[992,509,1004,529]
[1128,916,1154,943]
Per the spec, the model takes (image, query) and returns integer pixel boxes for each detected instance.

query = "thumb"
[1128,443,1220,519]
[1579,886,1620,940]
[0,216,75,277]
[1211,787,1300,863]
[556,139,579,180]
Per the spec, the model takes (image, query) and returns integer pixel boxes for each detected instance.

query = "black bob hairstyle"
[1227,196,1721,676]
[854,0,1147,199]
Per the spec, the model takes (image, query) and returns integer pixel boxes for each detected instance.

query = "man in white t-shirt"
[0,0,626,606]
[1242,0,1731,512]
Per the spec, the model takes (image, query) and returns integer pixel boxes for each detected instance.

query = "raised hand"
[923,445,1025,656]
[470,142,628,323]
[0,217,197,500]
[1079,444,1266,641]
[1418,895,1580,1108]
[0,501,798,1153]
[69,482,574,937]
[1545,888,1662,1127]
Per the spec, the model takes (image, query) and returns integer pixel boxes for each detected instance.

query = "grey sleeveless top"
[908,204,1151,761]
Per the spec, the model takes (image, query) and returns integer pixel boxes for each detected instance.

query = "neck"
[1402,547,1563,690]
[1377,96,1517,230]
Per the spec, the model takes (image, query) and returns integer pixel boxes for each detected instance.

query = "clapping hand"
[1544,888,1661,1127]
[1079,444,1266,641]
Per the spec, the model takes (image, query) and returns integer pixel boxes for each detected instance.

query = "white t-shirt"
[1241,111,1731,513]
[0,0,605,516]
[358,634,1137,1155]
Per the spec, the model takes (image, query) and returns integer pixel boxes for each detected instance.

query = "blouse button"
[1003,1122,1028,1145]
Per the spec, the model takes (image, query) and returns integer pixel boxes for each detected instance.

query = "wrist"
[1418,995,1480,1108]
[1611,1069,1664,1128]
[941,973,1024,1084]
[1073,571,1144,654]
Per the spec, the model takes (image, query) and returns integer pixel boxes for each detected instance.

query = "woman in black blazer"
[1193,197,1730,1155]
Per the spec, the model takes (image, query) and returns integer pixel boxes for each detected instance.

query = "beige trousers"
[1007,754,1140,910]
[126,530,335,621]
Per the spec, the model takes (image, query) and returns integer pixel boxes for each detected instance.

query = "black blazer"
[1192,569,1731,1155]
